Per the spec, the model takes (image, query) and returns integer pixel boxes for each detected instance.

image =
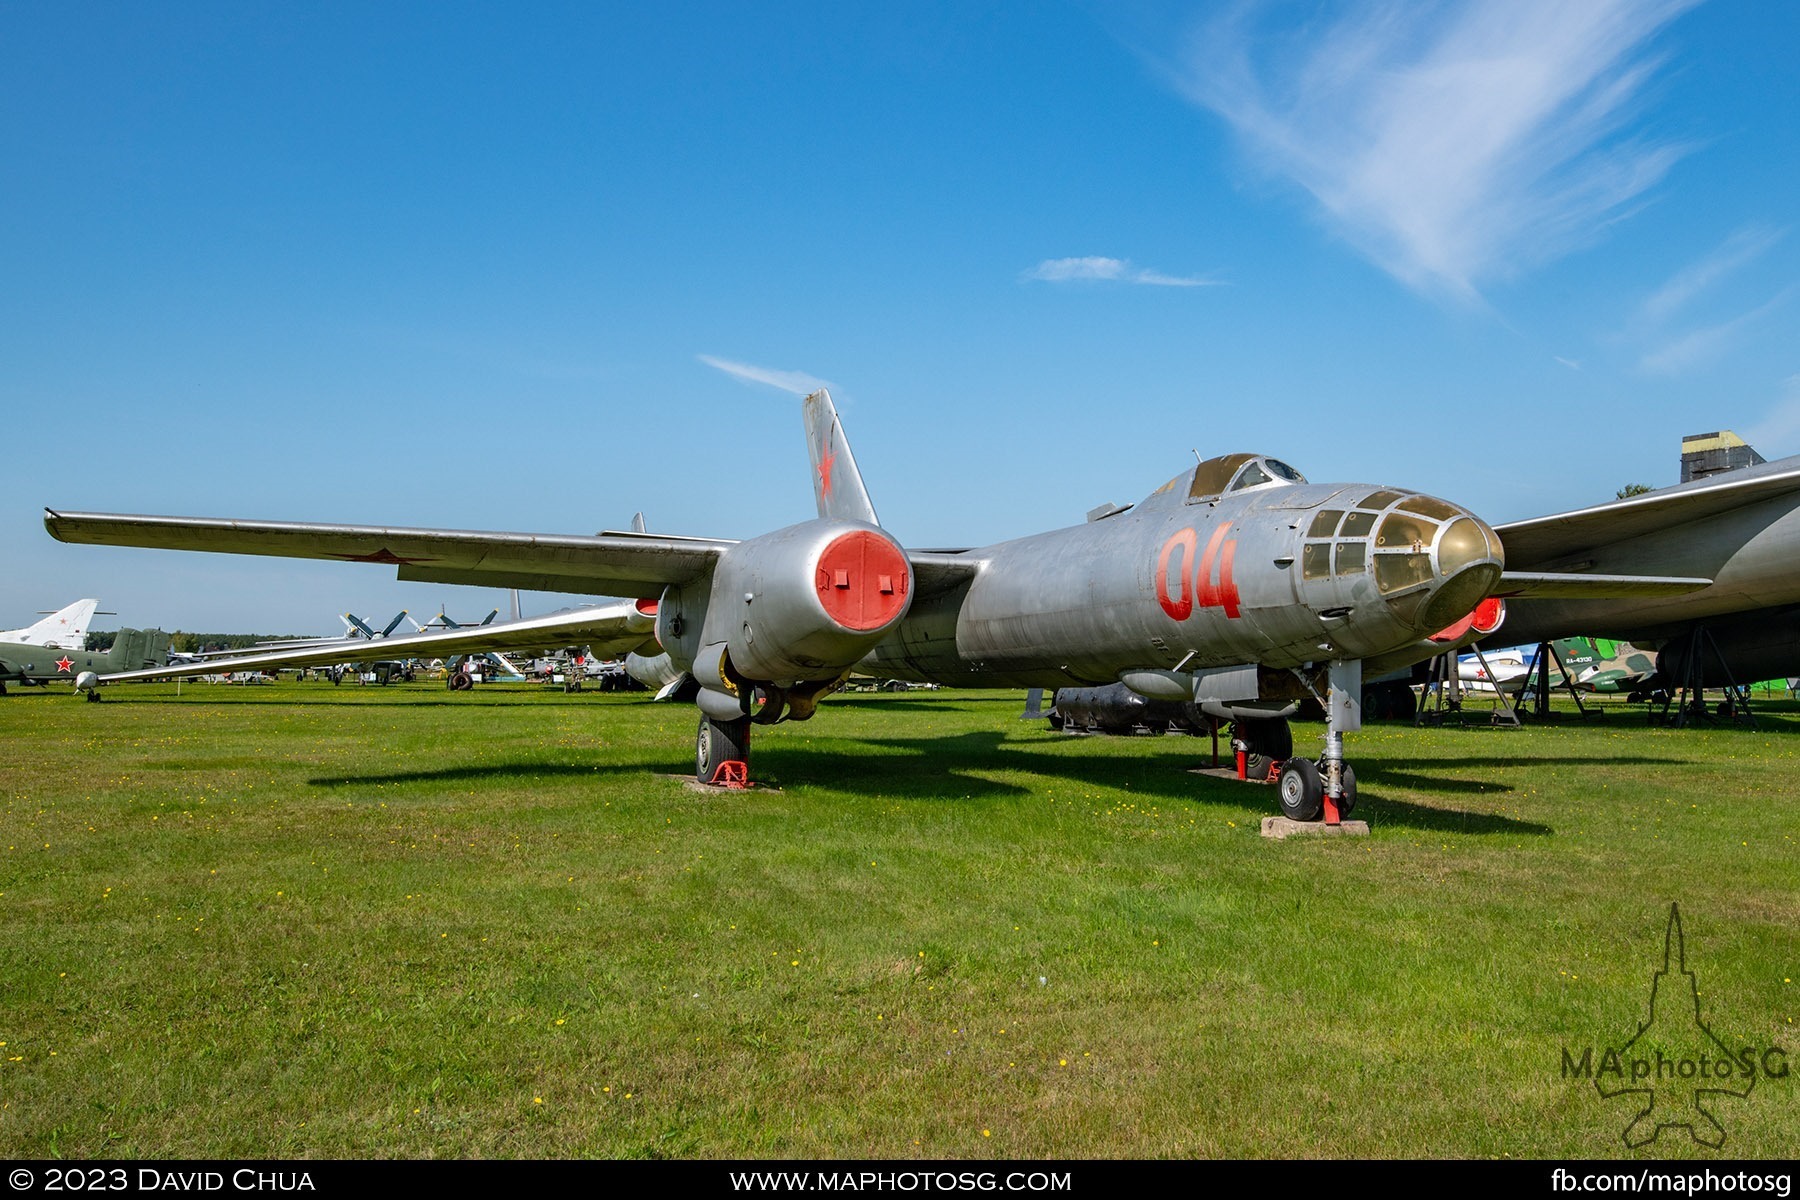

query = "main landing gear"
[693,677,847,789]
[696,714,752,788]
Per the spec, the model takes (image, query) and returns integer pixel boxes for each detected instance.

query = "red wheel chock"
[709,760,750,789]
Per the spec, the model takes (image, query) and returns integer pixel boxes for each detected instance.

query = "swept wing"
[45,511,734,599]
[98,599,660,684]
[43,511,981,599]
[1496,456,1800,568]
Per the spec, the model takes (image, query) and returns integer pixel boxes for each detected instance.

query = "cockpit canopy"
[1155,453,1308,503]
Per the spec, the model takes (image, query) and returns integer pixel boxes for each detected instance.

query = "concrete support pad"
[1260,816,1370,839]
[670,776,781,795]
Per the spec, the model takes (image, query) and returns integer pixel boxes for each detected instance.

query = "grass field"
[1,680,1795,1160]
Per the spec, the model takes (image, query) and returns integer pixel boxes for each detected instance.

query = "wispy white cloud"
[1641,224,1786,323]
[698,354,832,396]
[1638,285,1796,374]
[1554,356,1583,371]
[1160,0,1698,301]
[1023,256,1220,287]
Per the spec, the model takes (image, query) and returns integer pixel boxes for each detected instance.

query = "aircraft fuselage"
[868,475,1503,692]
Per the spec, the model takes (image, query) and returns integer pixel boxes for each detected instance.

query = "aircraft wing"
[1495,456,1800,568]
[45,510,735,598]
[44,509,984,599]
[98,599,659,684]
[1493,571,1713,599]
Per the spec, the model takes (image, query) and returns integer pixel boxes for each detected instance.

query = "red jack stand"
[1234,746,1248,781]
[709,760,750,789]
[1322,794,1342,826]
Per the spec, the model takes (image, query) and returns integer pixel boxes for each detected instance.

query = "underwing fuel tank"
[873,454,1504,689]
[656,518,913,688]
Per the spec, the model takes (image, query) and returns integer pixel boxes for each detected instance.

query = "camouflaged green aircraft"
[1551,636,1659,694]
[0,627,171,699]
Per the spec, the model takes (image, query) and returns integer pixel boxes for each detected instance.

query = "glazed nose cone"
[1375,505,1505,634]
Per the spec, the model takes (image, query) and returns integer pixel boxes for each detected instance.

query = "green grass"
[1,680,1795,1159]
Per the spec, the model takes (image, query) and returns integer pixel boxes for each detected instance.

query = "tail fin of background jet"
[3,599,102,648]
[804,389,880,527]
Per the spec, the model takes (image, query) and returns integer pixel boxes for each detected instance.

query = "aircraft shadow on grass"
[294,719,1618,835]
[760,728,1557,836]
[107,694,560,710]
[308,761,648,788]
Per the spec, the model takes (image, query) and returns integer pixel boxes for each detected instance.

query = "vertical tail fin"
[803,389,880,526]
[5,598,101,647]
[106,628,169,670]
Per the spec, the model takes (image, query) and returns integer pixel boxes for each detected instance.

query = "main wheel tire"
[1277,757,1324,822]
[1239,717,1294,782]
[696,714,752,783]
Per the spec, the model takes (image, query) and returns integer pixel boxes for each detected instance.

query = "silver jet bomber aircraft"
[47,390,1665,820]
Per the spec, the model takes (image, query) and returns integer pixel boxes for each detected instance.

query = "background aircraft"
[95,599,658,691]
[0,627,170,698]
[174,610,412,663]
[48,391,1685,821]
[0,598,103,650]
[1556,637,1659,695]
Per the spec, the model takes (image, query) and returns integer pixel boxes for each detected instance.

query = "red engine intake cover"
[815,530,910,631]
[1428,596,1506,644]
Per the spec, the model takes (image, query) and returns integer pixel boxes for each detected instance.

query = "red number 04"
[1156,526,1241,620]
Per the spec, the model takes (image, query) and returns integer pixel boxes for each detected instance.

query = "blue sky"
[4,1,1797,633]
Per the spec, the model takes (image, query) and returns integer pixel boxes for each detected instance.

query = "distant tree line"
[84,631,319,652]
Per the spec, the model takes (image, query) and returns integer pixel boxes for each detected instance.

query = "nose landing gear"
[1272,659,1364,827]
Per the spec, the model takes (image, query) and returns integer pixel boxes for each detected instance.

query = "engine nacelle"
[657,519,913,686]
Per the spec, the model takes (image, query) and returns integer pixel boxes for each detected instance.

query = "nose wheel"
[1276,758,1356,821]
[1273,658,1363,826]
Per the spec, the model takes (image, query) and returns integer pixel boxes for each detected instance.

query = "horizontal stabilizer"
[1493,572,1712,600]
